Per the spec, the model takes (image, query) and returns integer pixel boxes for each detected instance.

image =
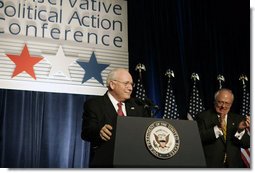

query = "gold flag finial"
[217,74,225,89]
[165,69,174,78]
[191,73,200,81]
[239,74,248,85]
[135,63,146,78]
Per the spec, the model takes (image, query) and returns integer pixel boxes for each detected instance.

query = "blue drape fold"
[0,89,90,168]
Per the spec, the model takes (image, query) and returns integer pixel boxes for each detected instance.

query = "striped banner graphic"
[0,0,128,95]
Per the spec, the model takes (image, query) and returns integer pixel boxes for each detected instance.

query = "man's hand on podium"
[100,124,113,141]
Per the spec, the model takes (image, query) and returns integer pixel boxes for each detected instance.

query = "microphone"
[135,98,149,108]
[143,97,160,110]
[134,97,160,118]
[135,97,159,110]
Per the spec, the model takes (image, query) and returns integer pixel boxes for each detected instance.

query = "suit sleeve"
[231,114,250,149]
[196,112,219,144]
[235,131,250,148]
[81,99,104,145]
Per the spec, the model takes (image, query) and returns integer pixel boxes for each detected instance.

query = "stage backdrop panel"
[0,0,128,95]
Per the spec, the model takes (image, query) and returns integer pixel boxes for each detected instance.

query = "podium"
[113,116,206,168]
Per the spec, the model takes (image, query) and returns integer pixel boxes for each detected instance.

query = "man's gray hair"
[214,88,234,101]
[106,68,128,87]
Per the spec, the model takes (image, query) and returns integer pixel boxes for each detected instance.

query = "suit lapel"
[226,113,236,140]
[103,93,118,124]
[125,99,138,117]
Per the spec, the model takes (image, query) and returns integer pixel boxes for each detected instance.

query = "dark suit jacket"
[81,92,150,167]
[196,109,250,168]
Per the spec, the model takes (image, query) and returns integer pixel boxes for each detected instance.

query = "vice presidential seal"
[145,121,180,159]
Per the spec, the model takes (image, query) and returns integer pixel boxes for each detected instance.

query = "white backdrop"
[0,0,128,95]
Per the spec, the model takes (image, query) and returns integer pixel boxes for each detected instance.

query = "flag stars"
[240,84,250,116]
[187,82,205,120]
[135,78,146,100]
[163,80,180,119]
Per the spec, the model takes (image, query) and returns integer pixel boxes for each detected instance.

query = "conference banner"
[0,0,128,95]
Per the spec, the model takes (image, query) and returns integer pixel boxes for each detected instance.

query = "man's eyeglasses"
[216,100,232,107]
[113,80,135,87]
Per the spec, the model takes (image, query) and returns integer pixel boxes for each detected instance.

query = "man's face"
[214,91,233,116]
[110,70,134,102]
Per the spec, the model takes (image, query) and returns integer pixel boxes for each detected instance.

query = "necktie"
[220,116,227,141]
[219,116,227,164]
[117,102,124,116]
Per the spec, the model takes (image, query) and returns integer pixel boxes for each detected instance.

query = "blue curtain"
[0,89,90,168]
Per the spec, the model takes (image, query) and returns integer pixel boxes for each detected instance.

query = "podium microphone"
[135,97,160,111]
[144,97,159,110]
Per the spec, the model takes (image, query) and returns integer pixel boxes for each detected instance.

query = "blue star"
[77,52,109,85]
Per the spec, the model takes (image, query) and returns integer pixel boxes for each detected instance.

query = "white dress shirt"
[107,92,127,116]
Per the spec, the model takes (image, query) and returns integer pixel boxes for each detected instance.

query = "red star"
[6,44,43,80]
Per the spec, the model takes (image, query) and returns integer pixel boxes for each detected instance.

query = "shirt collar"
[217,114,228,122]
[107,92,126,115]
[107,92,119,106]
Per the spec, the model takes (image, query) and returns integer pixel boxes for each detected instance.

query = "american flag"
[134,63,147,100]
[163,71,179,119]
[240,83,250,117]
[135,78,146,100]
[239,75,250,168]
[187,76,205,120]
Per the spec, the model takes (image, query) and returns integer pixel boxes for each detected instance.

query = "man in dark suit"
[81,68,150,168]
[196,88,250,168]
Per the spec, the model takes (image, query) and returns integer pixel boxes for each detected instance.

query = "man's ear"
[109,81,115,90]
